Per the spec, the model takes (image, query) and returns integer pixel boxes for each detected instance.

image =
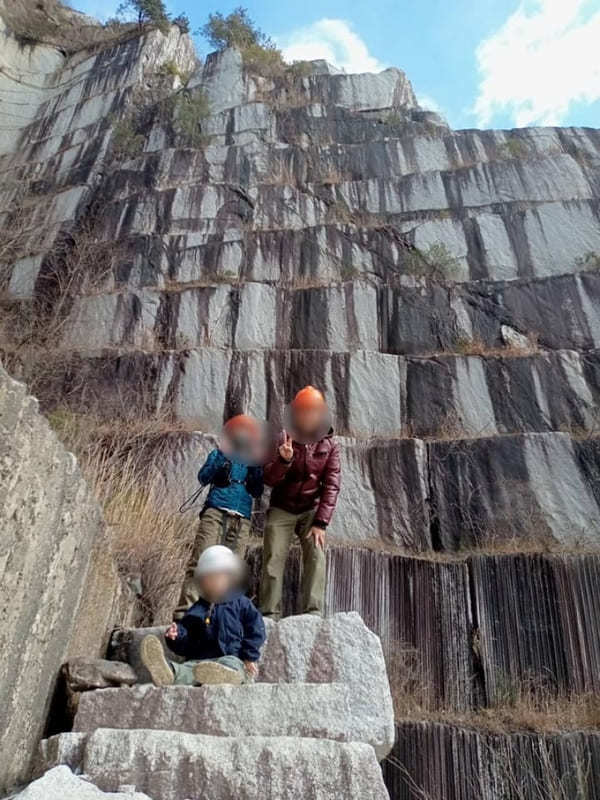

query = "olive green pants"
[173,507,250,619]
[259,506,326,620]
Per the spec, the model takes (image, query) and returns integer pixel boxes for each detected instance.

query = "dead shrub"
[48,408,195,624]
[383,641,435,717]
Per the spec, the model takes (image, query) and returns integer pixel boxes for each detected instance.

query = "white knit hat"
[194,545,242,578]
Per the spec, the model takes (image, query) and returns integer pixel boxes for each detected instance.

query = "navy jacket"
[167,592,266,662]
[200,449,263,520]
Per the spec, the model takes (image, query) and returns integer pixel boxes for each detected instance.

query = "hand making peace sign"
[279,430,294,462]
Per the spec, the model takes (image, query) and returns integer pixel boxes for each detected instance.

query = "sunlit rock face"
[2,7,600,798]
[2,10,600,552]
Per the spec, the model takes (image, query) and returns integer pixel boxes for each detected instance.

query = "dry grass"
[0,182,42,287]
[49,408,195,624]
[452,332,540,357]
[2,0,141,54]
[385,641,600,734]
[261,160,297,187]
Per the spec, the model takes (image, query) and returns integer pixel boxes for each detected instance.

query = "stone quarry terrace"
[1,8,600,800]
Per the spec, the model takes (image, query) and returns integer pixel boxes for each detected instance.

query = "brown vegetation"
[49,409,195,624]
[2,0,141,54]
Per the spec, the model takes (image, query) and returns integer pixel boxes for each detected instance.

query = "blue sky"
[69,0,600,130]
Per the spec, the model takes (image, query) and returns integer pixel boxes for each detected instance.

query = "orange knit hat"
[291,385,327,410]
[224,414,261,437]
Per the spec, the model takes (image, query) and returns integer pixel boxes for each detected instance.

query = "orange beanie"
[224,414,260,437]
[291,385,326,410]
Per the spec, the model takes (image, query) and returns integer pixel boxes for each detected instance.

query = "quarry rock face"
[0,365,128,791]
[384,722,600,800]
[2,7,600,552]
[2,5,600,799]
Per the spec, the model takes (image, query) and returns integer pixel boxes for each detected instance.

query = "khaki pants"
[171,655,247,685]
[259,506,326,620]
[173,507,250,619]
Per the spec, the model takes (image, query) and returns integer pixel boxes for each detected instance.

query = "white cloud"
[474,0,600,127]
[278,18,385,74]
[417,94,443,115]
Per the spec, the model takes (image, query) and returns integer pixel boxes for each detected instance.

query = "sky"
[68,0,600,130]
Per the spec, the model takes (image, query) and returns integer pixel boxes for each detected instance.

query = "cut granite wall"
[2,10,600,799]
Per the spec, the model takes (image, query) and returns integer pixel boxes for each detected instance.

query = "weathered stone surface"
[73,682,390,756]
[11,766,151,800]
[472,553,600,702]
[108,612,395,759]
[145,427,600,550]
[63,659,137,692]
[384,722,600,800]
[0,365,127,790]
[247,547,476,711]
[40,729,390,800]
[429,432,600,548]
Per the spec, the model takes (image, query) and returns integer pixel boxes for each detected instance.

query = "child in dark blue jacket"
[174,414,264,620]
[141,546,265,686]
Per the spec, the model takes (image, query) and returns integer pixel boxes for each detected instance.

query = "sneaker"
[140,635,174,686]
[193,661,244,686]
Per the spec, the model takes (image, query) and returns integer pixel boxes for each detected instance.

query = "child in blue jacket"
[142,546,265,686]
[173,414,264,619]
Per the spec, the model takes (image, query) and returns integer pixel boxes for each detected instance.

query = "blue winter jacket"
[199,449,263,520]
[167,591,266,662]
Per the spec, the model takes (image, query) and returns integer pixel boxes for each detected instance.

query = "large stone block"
[73,682,389,755]
[40,729,390,800]
[0,366,125,790]
[108,612,395,759]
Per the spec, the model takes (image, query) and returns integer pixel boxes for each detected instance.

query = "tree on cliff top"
[201,7,274,50]
[201,7,284,77]
[117,0,170,33]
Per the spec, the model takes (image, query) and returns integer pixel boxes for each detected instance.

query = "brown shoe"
[193,661,243,686]
[140,635,174,686]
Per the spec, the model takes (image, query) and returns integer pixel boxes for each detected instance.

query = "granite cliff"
[1,3,600,797]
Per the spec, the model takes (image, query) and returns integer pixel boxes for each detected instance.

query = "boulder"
[40,729,390,800]
[0,366,127,790]
[11,766,151,800]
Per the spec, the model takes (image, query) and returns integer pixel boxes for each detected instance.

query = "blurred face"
[293,406,325,436]
[222,425,265,463]
[199,571,236,600]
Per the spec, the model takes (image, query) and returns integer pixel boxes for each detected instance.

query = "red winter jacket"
[264,430,341,527]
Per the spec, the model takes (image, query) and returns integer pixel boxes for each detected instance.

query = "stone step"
[100,157,596,232]
[95,195,600,287]
[383,721,600,800]
[72,682,391,757]
[108,613,395,760]
[39,729,390,800]
[10,193,600,298]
